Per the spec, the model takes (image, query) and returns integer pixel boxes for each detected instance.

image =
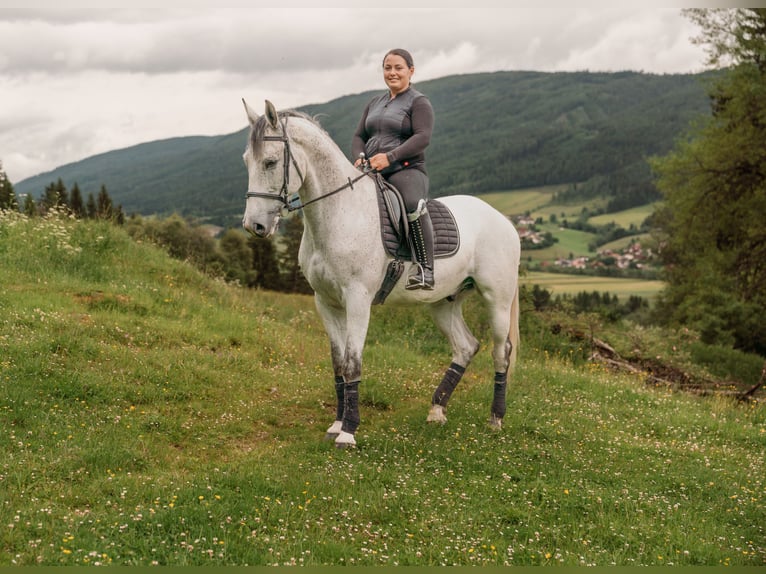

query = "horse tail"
[509,280,520,370]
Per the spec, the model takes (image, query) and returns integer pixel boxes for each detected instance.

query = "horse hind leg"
[487,284,520,431]
[427,298,481,424]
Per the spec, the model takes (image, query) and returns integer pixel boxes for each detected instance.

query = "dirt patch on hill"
[572,330,765,402]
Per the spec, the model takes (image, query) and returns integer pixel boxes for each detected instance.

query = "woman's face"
[383,54,414,96]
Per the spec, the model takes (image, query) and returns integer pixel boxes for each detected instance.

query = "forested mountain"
[14,70,714,227]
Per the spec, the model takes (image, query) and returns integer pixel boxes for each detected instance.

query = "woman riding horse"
[352,48,436,290]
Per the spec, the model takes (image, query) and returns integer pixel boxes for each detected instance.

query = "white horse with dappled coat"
[241,100,521,448]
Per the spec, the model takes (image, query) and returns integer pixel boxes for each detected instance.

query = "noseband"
[245,114,368,214]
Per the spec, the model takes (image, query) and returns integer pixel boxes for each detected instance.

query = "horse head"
[241,100,304,238]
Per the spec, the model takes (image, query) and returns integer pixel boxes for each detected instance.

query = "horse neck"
[297,129,379,238]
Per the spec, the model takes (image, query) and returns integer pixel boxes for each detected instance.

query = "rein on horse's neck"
[287,117,374,213]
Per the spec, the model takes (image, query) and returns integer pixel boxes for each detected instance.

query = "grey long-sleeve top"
[351,86,434,175]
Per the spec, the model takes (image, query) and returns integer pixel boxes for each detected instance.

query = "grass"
[478,186,611,223]
[588,203,657,229]
[1,211,764,566]
[526,224,598,261]
[478,186,562,216]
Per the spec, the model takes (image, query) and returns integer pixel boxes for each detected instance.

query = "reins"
[294,172,369,212]
[245,115,369,214]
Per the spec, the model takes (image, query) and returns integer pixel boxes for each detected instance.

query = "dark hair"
[383,48,414,68]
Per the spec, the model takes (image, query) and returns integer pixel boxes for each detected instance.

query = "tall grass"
[1,211,764,565]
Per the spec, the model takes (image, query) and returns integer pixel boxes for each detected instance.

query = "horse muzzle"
[242,212,280,238]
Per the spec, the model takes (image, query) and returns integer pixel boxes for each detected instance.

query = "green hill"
[13,71,714,227]
[1,212,764,565]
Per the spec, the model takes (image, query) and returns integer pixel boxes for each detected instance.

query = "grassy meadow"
[1,211,764,566]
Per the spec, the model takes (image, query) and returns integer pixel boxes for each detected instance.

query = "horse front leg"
[315,295,347,441]
[316,293,371,448]
[334,296,371,449]
[323,340,346,441]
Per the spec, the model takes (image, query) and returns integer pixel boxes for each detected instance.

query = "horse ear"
[242,98,259,126]
[265,100,279,129]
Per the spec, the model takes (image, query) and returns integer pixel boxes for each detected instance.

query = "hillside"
[1,212,764,565]
[13,71,714,227]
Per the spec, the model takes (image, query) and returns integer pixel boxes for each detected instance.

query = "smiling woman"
[352,48,436,290]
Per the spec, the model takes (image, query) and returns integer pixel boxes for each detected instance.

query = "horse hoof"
[488,415,503,431]
[427,404,447,424]
[324,420,343,441]
[334,431,357,449]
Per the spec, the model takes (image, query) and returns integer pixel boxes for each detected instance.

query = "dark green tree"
[96,184,113,219]
[278,215,312,294]
[42,178,67,212]
[218,228,256,286]
[652,9,766,354]
[85,193,98,219]
[0,161,18,211]
[248,235,282,290]
[23,194,36,216]
[69,183,85,218]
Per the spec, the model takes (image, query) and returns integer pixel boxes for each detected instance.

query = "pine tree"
[42,180,62,211]
[55,178,68,209]
[23,194,36,216]
[96,184,113,219]
[0,161,18,211]
[85,193,97,219]
[69,183,85,218]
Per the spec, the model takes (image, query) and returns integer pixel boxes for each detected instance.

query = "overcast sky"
[1,1,714,183]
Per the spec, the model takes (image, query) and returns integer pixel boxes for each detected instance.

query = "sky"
[1,0,715,184]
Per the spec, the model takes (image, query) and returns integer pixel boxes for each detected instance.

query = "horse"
[241,100,521,448]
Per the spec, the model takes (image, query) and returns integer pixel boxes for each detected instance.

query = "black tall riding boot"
[406,207,435,290]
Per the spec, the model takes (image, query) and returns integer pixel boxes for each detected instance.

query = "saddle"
[370,173,460,304]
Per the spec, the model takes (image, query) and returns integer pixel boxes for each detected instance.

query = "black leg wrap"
[334,376,345,421]
[341,381,360,434]
[492,372,508,419]
[432,362,466,408]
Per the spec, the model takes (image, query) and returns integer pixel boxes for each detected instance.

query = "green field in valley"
[480,190,660,284]
[522,271,665,300]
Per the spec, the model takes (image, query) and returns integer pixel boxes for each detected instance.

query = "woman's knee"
[388,170,429,211]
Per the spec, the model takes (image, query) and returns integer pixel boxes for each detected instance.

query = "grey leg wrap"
[492,372,508,419]
[432,362,466,408]
[341,381,360,434]
[334,376,345,421]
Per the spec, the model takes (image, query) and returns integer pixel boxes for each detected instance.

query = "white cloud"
[0,3,709,182]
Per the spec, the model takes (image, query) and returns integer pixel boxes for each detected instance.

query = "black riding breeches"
[385,168,429,212]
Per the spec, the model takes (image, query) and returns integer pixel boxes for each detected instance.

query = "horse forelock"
[248,109,322,158]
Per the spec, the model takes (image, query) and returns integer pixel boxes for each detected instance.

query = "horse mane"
[249,109,324,157]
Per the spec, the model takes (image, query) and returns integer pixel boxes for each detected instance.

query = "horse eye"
[264,158,278,170]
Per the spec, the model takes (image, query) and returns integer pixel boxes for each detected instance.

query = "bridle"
[245,115,368,214]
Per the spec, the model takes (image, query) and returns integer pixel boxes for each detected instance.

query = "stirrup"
[406,263,434,290]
